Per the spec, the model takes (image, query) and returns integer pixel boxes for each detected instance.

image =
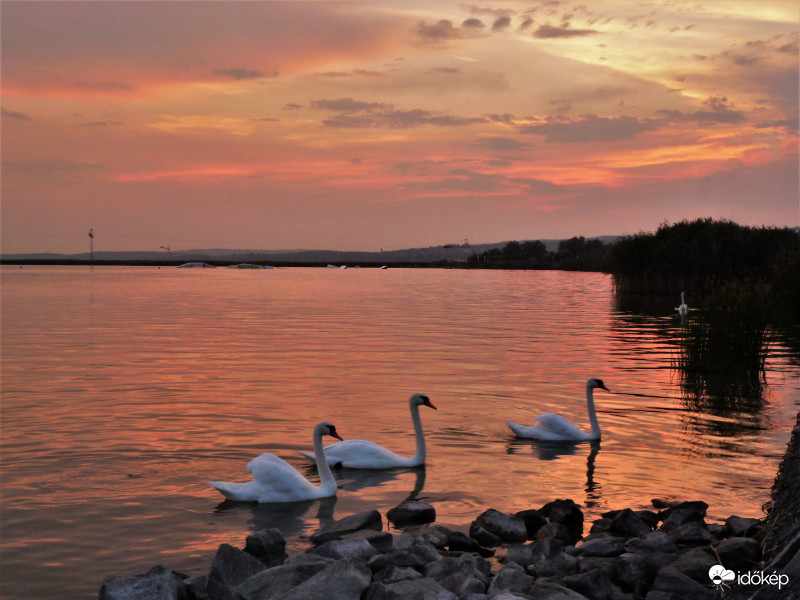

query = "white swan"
[209,422,342,502]
[298,394,436,469]
[678,292,688,317]
[507,378,609,441]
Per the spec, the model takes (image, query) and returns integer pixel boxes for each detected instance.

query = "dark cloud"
[428,67,461,75]
[312,97,486,129]
[1,108,30,121]
[284,103,303,110]
[4,158,104,175]
[212,68,277,80]
[509,176,564,195]
[492,16,512,31]
[519,114,656,142]
[413,18,488,42]
[533,23,599,39]
[657,97,747,124]
[470,136,532,151]
[310,98,391,112]
[78,121,123,127]
[72,81,132,91]
[462,18,485,30]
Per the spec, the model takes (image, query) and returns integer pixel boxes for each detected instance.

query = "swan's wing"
[245,453,317,499]
[208,480,263,502]
[532,413,587,440]
[320,439,412,469]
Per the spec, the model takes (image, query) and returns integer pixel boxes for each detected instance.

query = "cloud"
[519,114,656,142]
[311,97,487,129]
[72,81,132,92]
[310,98,391,112]
[533,23,599,39]
[470,136,532,151]
[658,97,747,124]
[78,121,123,127]
[317,69,387,78]
[413,19,488,42]
[3,158,104,175]
[212,68,278,80]
[1,108,30,121]
[492,16,512,31]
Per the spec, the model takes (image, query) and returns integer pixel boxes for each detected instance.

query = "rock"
[489,593,528,600]
[371,565,423,585]
[669,547,717,583]
[368,540,441,573]
[282,553,334,567]
[424,554,491,588]
[401,524,452,548]
[527,582,593,599]
[717,536,762,572]
[515,509,548,539]
[574,535,626,558]
[472,509,528,544]
[387,501,436,527]
[657,501,708,526]
[486,563,535,597]
[536,521,572,544]
[99,565,187,600]
[365,578,458,600]
[469,522,502,547]
[658,502,712,546]
[309,537,378,561]
[616,552,655,597]
[341,529,394,553]
[310,510,383,545]
[205,544,265,600]
[707,523,726,540]
[244,528,286,567]
[528,538,580,578]
[540,499,585,544]
[636,511,659,530]
[646,565,717,600]
[725,515,762,538]
[447,530,495,557]
[625,531,679,556]
[234,561,330,600]
[608,508,652,538]
[271,558,371,600]
[184,575,209,600]
[505,543,534,568]
[563,566,625,600]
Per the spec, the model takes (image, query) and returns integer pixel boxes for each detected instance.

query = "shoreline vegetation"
[100,413,800,600]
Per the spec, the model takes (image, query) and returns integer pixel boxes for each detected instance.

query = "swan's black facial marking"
[327,424,343,441]
[419,394,437,410]
[593,379,609,391]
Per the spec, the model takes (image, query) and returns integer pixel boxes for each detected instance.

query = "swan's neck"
[410,404,426,464]
[313,429,337,495]
[586,385,601,440]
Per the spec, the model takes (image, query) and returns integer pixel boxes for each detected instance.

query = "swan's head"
[411,393,437,410]
[316,422,343,441]
[588,378,609,392]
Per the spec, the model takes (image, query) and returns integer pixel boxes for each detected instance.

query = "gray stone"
[717,536,762,572]
[724,515,762,538]
[625,531,679,556]
[206,544,266,600]
[574,535,626,558]
[469,522,502,547]
[282,553,334,567]
[368,539,441,573]
[341,529,394,553]
[515,509,548,539]
[271,558,371,600]
[473,509,528,544]
[244,528,286,567]
[489,593,529,600]
[669,547,717,583]
[657,501,708,528]
[660,519,713,546]
[424,554,491,587]
[487,563,536,597]
[311,510,383,545]
[401,524,453,548]
[528,538,580,578]
[536,522,572,544]
[608,509,652,538]
[505,543,534,568]
[448,530,495,557]
[616,552,655,598]
[185,575,209,600]
[527,582,593,599]
[563,567,626,600]
[646,565,717,600]
[99,565,186,600]
[540,499,585,544]
[365,577,458,600]
[371,565,423,585]
[309,537,378,561]
[387,501,436,527]
[233,561,329,600]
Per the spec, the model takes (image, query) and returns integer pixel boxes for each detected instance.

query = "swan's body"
[298,394,436,469]
[507,378,609,441]
[209,422,342,503]
[678,292,688,317]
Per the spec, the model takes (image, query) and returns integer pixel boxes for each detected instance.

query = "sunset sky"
[2,1,798,254]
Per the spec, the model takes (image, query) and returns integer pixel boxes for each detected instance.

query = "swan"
[209,422,342,502]
[678,292,688,317]
[507,378,609,441]
[298,394,436,469]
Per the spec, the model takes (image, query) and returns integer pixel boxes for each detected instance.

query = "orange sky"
[1,1,797,254]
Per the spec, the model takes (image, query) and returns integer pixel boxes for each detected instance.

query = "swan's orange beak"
[599,383,610,392]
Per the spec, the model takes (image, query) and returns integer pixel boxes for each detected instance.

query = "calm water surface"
[2,266,798,599]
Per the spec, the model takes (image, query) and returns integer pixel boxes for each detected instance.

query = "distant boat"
[379,266,388,269]
[228,263,274,269]
[177,262,216,268]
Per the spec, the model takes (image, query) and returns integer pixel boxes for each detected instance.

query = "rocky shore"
[99,494,798,600]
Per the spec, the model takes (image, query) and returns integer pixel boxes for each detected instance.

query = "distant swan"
[507,378,609,441]
[209,422,342,502]
[298,394,436,469]
[678,292,688,317]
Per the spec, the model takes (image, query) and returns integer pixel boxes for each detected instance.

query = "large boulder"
[244,528,286,567]
[310,510,383,545]
[270,558,371,600]
[205,544,265,600]
[471,509,528,544]
[387,501,436,527]
[99,565,187,600]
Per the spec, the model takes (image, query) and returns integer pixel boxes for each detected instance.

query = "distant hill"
[1,237,619,264]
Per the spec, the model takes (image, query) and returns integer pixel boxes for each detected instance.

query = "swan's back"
[300,439,419,468]
[507,413,593,441]
[245,453,322,501]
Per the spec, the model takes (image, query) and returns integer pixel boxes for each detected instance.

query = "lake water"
[1,266,798,599]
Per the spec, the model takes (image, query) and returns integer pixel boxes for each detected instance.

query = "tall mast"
[88,228,94,262]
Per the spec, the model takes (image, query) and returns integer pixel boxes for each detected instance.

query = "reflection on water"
[1,266,798,600]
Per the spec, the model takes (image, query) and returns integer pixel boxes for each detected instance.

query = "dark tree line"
[466,236,610,271]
